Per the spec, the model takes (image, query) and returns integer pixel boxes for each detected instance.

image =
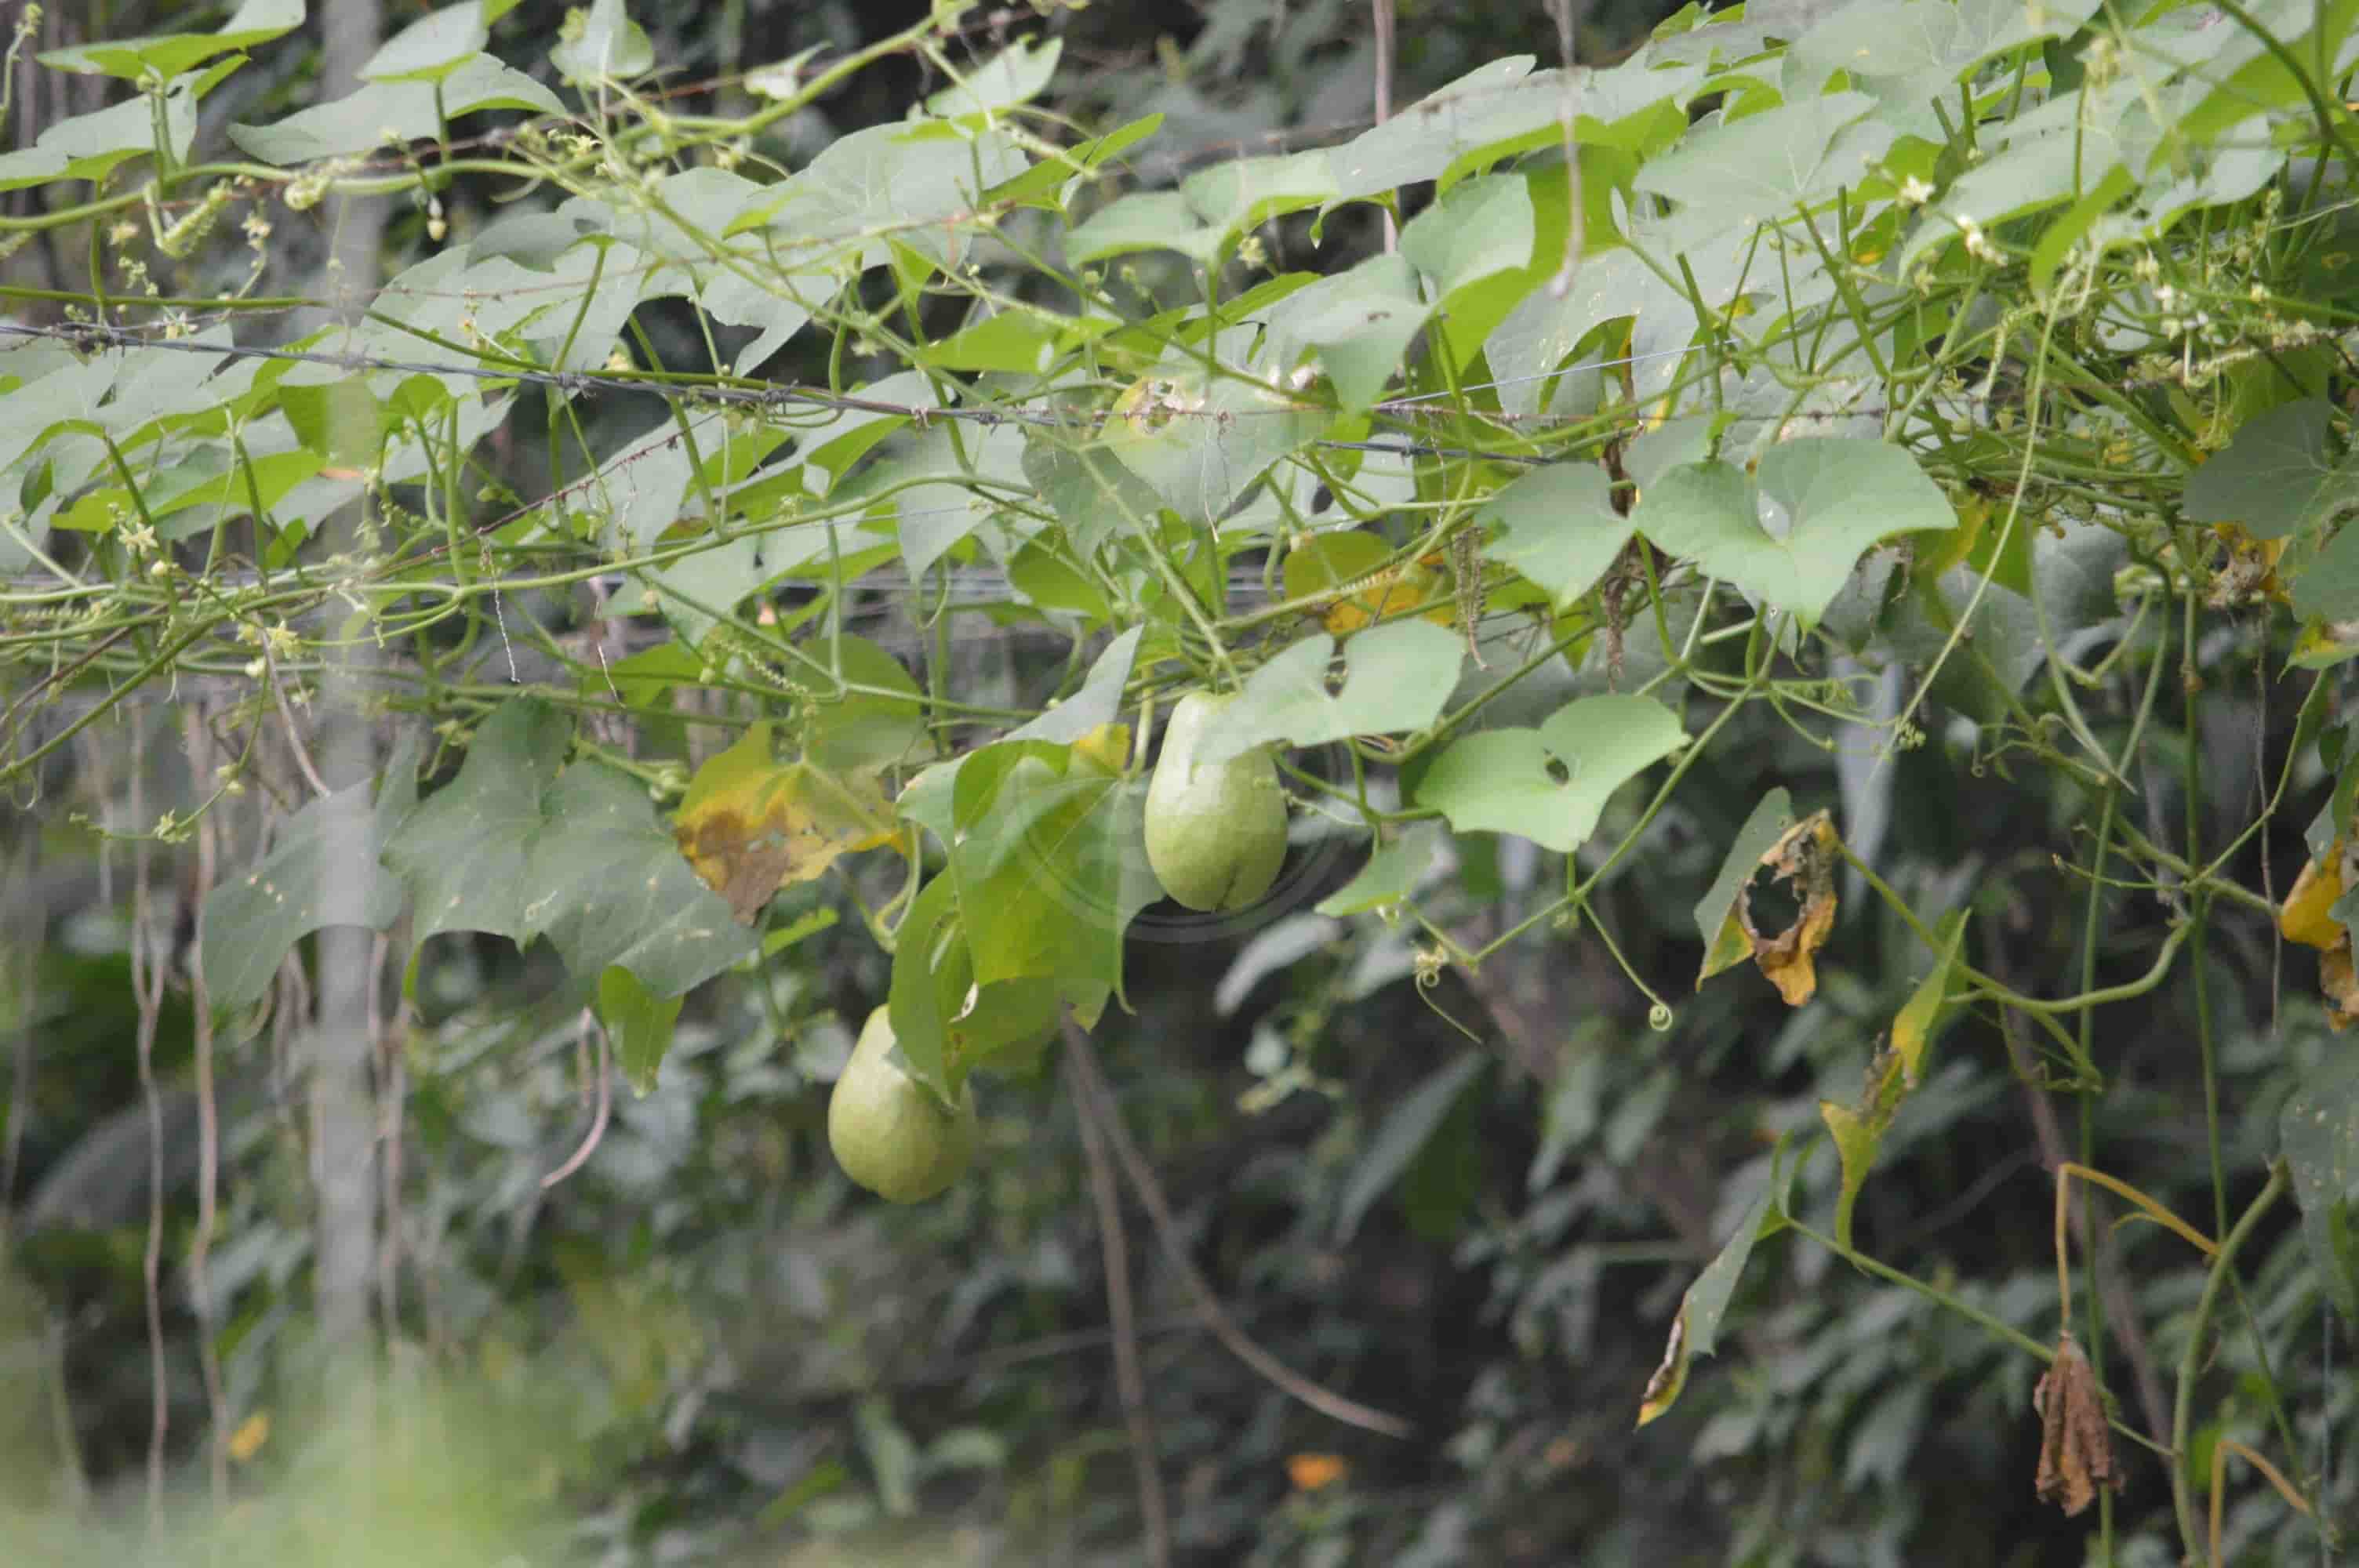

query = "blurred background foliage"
[2,1,2353,1566]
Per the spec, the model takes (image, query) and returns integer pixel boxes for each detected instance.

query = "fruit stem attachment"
[1129,691,1157,779]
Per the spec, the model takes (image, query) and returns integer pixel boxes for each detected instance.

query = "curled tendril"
[1412,946,1448,990]
[1648,1002,1674,1032]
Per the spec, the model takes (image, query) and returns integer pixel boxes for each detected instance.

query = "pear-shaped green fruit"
[827,1007,978,1203]
[1143,690,1289,912]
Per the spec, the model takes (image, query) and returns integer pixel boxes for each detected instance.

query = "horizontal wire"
[0,314,1732,445]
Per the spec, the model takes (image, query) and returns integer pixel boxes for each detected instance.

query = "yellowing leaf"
[228,1410,271,1462]
[1739,811,1841,1005]
[1318,563,1456,635]
[1286,1453,1348,1492]
[674,724,896,923]
[2207,523,2289,604]
[1699,907,1754,982]
[1813,910,1969,1247]
[1637,1310,1690,1428]
[1070,720,1132,775]
[2291,619,2359,670]
[1819,1098,1881,1250]
[1637,1180,1778,1427]
[1694,789,1794,988]
[1891,909,1968,1085]
[1917,491,1990,579]
[2280,844,2346,950]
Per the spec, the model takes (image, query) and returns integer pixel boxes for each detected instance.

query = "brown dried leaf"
[2324,939,2359,1033]
[673,724,896,924]
[1739,810,1841,1006]
[2032,1332,2124,1517]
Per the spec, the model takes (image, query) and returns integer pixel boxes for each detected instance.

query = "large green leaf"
[1006,627,1143,745]
[1415,695,1688,852]
[2175,0,2359,151]
[802,636,931,773]
[0,65,220,191]
[1634,438,1954,629]
[39,0,301,79]
[887,875,1107,1096]
[1099,368,1332,527]
[1483,202,1770,418]
[1478,462,1634,608]
[550,0,653,83]
[925,35,1063,117]
[1195,621,1464,764]
[729,120,1027,272]
[1316,821,1443,918]
[2281,1057,2359,1323]
[1336,1053,1488,1243]
[1325,52,1703,209]
[1398,174,1541,363]
[364,0,516,82]
[598,964,684,1097]
[1023,438,1169,556]
[2183,400,2354,541]
[947,739,1160,995]
[1634,92,1892,219]
[1180,149,1338,238]
[882,421,1034,579]
[1260,253,1431,413]
[917,307,1113,377]
[1783,0,2103,138]
[1063,192,1224,268]
[380,699,755,996]
[229,53,562,163]
[198,735,423,1011]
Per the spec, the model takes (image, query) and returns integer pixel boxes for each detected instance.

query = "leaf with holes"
[1415,695,1687,853]
[1693,789,1795,986]
[1737,811,1843,1006]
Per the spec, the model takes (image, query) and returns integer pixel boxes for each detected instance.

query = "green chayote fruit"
[827,1007,978,1203]
[1143,690,1288,912]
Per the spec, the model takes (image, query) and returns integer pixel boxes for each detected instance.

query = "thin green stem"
[2168,1163,2288,1564]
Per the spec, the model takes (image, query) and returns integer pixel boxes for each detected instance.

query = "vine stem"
[1060,1028,1172,1568]
[2169,1162,2288,1563]
[125,728,170,1537]
[1056,1014,1413,1439]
